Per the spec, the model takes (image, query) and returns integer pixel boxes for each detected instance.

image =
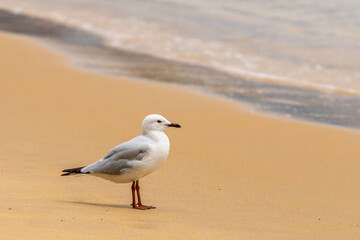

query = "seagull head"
[142,114,181,133]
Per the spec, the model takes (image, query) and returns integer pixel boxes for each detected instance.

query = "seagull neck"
[142,130,167,142]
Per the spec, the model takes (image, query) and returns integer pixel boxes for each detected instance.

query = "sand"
[1,32,360,239]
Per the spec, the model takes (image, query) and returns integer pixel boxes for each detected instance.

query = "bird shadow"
[60,200,131,209]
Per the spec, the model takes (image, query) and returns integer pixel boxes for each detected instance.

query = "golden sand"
[1,33,360,239]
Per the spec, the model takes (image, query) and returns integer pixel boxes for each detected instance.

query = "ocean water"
[1,0,359,93]
[1,0,360,129]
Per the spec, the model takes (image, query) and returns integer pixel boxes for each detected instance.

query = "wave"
[1,1,360,96]
[1,7,360,129]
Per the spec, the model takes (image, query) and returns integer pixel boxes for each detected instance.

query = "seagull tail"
[61,166,86,176]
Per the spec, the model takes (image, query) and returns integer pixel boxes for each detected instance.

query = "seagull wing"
[81,136,149,175]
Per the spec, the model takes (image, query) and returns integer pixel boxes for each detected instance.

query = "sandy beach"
[1,32,360,239]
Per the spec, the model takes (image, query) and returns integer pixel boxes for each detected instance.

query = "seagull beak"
[167,122,181,128]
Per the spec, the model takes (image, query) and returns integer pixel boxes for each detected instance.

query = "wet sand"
[2,8,360,129]
[1,32,360,239]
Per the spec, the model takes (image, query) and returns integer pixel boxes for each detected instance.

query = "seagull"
[61,114,181,210]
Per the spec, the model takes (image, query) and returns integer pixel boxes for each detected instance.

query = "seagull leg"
[133,180,155,210]
[131,181,136,208]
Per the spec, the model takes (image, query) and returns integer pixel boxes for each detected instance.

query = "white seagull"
[61,114,181,210]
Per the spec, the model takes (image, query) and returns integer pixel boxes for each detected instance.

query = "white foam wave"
[1,1,359,96]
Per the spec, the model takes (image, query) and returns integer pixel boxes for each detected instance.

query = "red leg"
[130,181,136,208]
[132,180,155,210]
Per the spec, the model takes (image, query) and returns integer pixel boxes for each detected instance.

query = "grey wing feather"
[81,136,149,175]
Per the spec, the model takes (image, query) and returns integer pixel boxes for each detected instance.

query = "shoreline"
[1,32,360,239]
[20,31,360,134]
[1,6,360,98]
[1,8,360,130]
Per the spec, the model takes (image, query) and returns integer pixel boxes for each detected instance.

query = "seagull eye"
[157,120,162,123]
